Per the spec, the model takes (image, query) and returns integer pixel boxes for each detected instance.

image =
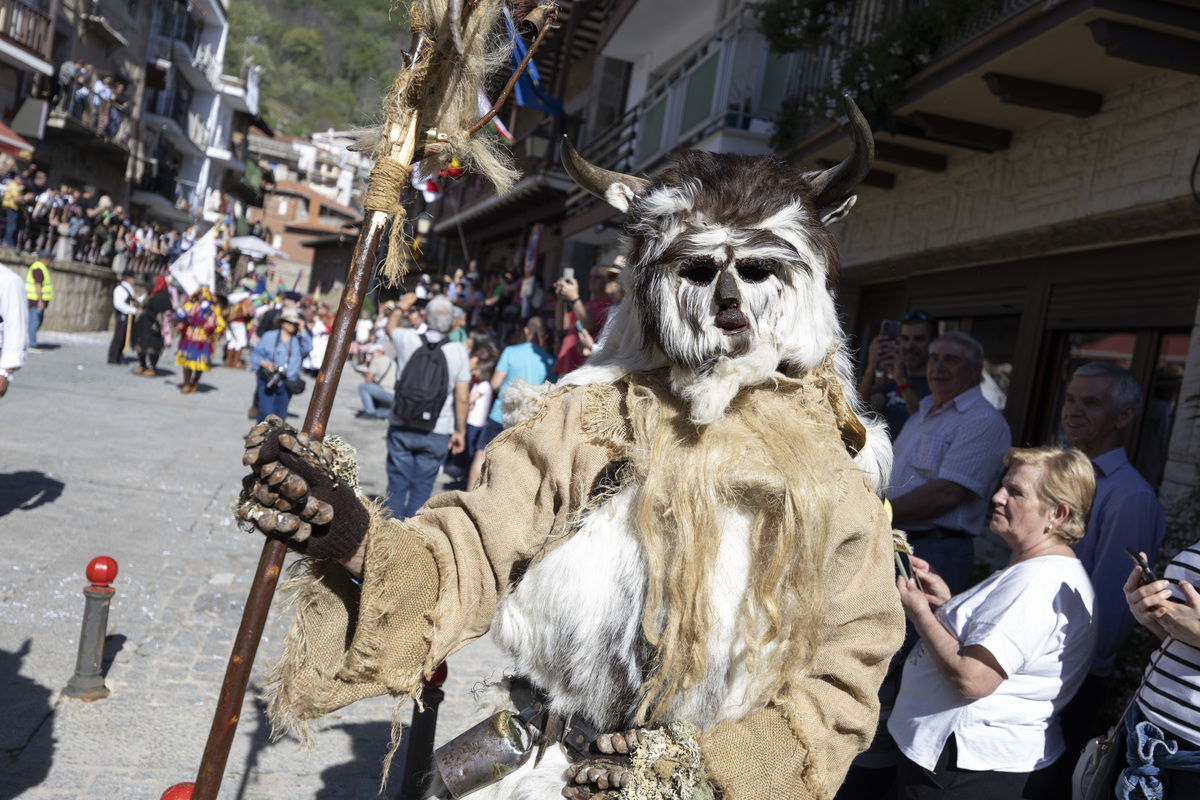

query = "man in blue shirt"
[1057,360,1165,779]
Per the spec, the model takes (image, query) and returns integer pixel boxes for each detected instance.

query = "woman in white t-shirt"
[889,446,1098,799]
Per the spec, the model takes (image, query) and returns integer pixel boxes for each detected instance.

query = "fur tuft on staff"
[360,0,521,285]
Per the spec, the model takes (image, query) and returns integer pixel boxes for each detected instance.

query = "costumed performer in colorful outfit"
[175,286,225,393]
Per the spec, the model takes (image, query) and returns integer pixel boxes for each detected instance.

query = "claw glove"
[243,425,370,560]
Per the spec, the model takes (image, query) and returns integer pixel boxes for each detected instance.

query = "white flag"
[169,229,217,296]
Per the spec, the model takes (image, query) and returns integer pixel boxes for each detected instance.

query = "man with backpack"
[384,292,469,517]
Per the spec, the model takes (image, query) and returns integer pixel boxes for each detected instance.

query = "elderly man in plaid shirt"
[888,331,1011,594]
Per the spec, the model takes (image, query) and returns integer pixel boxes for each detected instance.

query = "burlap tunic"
[265,367,904,800]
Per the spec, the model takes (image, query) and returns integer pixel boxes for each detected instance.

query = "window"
[637,98,667,165]
[277,197,288,215]
[680,55,719,134]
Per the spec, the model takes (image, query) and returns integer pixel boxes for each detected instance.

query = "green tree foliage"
[224,0,410,137]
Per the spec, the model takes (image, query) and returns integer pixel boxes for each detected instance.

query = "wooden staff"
[124,302,134,354]
[187,28,436,800]
[186,5,559,797]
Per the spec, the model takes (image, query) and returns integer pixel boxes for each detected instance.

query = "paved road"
[0,333,507,800]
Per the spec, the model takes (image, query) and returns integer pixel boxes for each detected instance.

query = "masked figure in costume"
[175,286,225,393]
[236,97,903,800]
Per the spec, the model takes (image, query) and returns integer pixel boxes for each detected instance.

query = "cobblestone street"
[0,333,506,800]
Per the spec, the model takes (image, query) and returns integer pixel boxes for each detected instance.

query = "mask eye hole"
[679,257,719,286]
[735,260,775,283]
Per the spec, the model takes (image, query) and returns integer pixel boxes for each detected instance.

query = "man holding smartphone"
[553,263,621,376]
[858,310,936,439]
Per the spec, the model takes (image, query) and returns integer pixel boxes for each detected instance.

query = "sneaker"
[248,406,258,419]
[28,346,48,353]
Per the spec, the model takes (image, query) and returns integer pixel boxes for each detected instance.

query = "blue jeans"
[255,377,291,423]
[4,210,17,246]
[386,426,450,519]
[28,306,42,348]
[358,381,393,418]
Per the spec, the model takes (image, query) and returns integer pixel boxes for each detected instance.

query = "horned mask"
[560,95,876,432]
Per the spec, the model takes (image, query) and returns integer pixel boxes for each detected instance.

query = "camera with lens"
[264,366,286,391]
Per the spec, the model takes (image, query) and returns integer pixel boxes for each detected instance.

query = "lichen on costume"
[618,722,713,800]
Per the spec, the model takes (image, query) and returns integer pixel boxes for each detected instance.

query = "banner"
[170,229,218,296]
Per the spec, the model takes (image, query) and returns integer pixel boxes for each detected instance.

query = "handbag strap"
[1104,636,1173,744]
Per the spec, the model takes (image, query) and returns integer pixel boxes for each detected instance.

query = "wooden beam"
[982,72,1103,117]
[873,141,948,172]
[817,159,896,189]
[1088,19,1200,76]
[908,111,1012,152]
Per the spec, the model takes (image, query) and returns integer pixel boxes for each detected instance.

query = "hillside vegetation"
[223,0,411,136]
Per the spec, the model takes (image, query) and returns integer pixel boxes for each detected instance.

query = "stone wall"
[6,253,118,333]
[839,68,1200,275]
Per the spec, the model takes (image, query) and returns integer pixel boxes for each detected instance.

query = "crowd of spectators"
[839,315,1172,800]
[0,154,199,275]
[89,257,1186,799]
[50,59,130,143]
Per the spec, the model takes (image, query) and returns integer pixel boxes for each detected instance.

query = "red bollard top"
[86,556,118,588]
[425,661,448,690]
[160,783,194,800]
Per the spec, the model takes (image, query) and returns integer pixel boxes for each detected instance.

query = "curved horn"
[561,136,651,204]
[809,93,874,208]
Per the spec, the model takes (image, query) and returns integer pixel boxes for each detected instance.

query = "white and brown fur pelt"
[434,117,889,800]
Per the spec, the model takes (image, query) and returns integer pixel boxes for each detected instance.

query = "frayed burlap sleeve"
[699,474,903,800]
[265,386,616,734]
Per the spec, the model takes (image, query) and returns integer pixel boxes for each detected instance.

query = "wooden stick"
[189,35,432,800]
[466,3,559,137]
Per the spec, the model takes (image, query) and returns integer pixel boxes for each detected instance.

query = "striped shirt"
[1136,543,1200,748]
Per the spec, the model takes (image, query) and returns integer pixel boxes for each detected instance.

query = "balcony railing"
[84,0,136,45]
[778,0,1044,145]
[0,0,51,59]
[49,84,133,149]
[567,7,780,207]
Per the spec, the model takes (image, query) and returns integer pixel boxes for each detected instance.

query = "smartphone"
[1126,547,1186,603]
[895,551,923,593]
[575,320,585,334]
[880,319,901,341]
[562,267,575,281]
[1126,547,1159,585]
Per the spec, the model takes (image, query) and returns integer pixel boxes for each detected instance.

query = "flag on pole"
[476,88,515,143]
[503,9,564,116]
[169,229,218,296]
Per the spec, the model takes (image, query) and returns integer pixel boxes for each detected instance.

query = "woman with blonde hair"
[890,445,1098,799]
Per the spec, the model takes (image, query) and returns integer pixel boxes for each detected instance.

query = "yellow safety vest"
[26,261,52,301]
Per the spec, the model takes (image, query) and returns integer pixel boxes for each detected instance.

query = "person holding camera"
[251,308,311,423]
[858,311,936,439]
[553,264,620,376]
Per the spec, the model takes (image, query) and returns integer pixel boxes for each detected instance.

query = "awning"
[0,121,34,161]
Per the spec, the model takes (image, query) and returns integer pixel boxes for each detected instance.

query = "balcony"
[173,40,219,90]
[83,0,135,48]
[566,6,778,212]
[143,90,209,157]
[776,0,1200,180]
[132,170,200,226]
[44,85,133,161]
[0,0,53,73]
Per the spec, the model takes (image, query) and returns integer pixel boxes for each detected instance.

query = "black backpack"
[392,333,452,432]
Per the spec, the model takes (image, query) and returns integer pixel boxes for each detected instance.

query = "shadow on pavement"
[0,471,65,518]
[0,640,55,800]
[316,721,409,799]
[101,634,126,679]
